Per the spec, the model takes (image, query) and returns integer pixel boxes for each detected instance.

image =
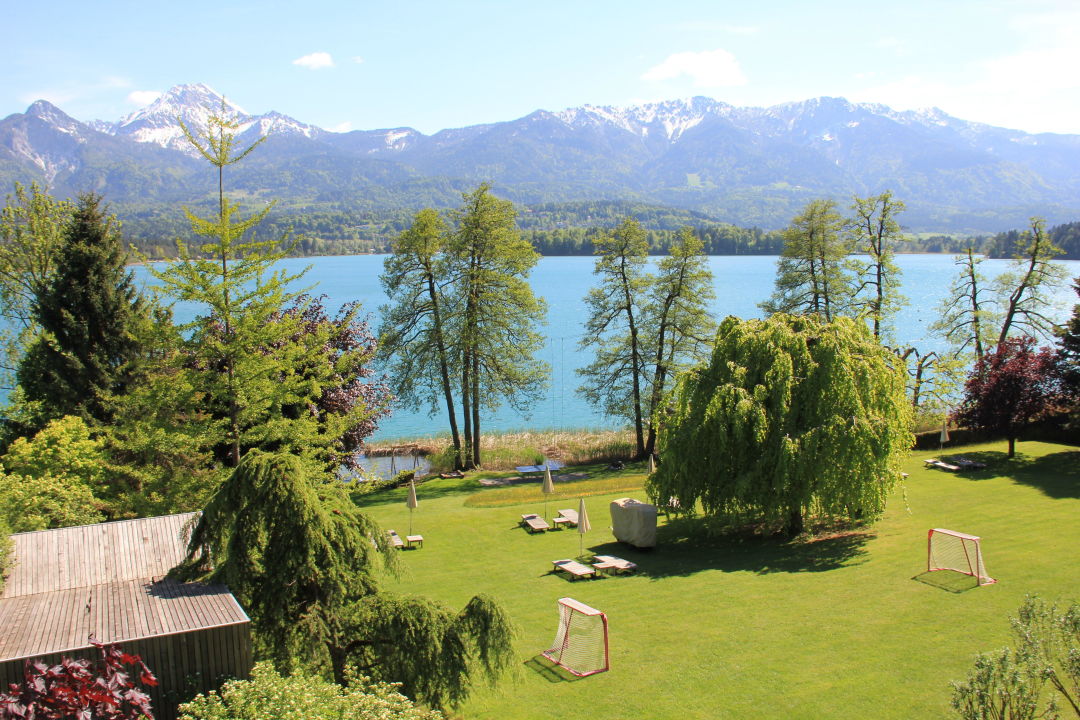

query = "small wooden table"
[552,517,571,530]
[406,535,424,549]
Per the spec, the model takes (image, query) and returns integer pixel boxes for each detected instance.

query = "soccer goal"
[927,528,996,585]
[542,597,609,677]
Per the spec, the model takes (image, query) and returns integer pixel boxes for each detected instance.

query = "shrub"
[178,663,442,720]
[0,471,104,532]
[0,641,157,720]
[0,517,11,594]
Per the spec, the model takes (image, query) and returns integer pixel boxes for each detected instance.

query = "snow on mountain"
[554,97,728,141]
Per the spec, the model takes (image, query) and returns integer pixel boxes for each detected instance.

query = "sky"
[4,0,1079,136]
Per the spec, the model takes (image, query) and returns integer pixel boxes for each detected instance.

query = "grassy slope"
[354,441,1080,720]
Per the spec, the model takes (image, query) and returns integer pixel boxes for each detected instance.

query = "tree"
[1057,277,1080,397]
[648,314,913,536]
[931,248,996,361]
[577,218,652,457]
[760,199,852,321]
[848,191,907,341]
[178,663,443,720]
[172,451,514,708]
[16,194,148,426]
[952,337,1068,458]
[151,103,303,467]
[951,595,1080,720]
[378,209,464,469]
[0,641,157,720]
[995,217,1068,347]
[641,227,716,457]
[446,184,547,468]
[0,183,73,391]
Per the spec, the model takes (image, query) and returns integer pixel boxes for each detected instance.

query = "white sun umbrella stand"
[648,453,656,475]
[940,419,950,449]
[577,497,592,558]
[406,478,419,535]
[542,464,556,519]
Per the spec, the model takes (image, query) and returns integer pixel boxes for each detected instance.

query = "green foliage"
[761,199,853,321]
[445,184,548,468]
[1059,278,1080,406]
[649,314,913,535]
[174,451,514,709]
[932,248,997,361]
[994,217,1069,346]
[848,191,907,341]
[952,595,1080,719]
[0,415,108,529]
[16,194,148,426]
[178,663,443,720]
[0,516,12,593]
[577,218,651,456]
[0,182,73,390]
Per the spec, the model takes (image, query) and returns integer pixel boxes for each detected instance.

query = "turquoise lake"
[134,254,1080,442]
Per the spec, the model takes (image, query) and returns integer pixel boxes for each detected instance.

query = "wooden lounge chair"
[557,508,579,526]
[520,513,551,533]
[924,458,961,472]
[387,530,406,549]
[552,559,596,580]
[593,554,637,574]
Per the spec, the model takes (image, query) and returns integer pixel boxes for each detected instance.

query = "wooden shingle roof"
[0,513,249,664]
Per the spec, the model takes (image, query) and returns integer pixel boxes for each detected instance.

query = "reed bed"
[366,427,636,472]
[462,471,649,508]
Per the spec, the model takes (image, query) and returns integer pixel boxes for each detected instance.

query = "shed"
[609,498,657,548]
[0,513,252,720]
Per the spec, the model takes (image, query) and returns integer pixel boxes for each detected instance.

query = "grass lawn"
[354,441,1080,719]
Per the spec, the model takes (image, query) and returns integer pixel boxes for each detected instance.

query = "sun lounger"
[552,559,596,580]
[593,554,637,574]
[387,530,405,549]
[924,458,961,471]
[557,508,579,526]
[521,513,551,533]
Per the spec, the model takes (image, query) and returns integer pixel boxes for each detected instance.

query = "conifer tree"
[17,194,147,424]
[151,102,305,467]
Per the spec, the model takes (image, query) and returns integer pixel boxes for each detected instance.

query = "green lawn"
[355,441,1080,719]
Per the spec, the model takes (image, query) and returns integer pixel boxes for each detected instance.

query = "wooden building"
[0,513,251,719]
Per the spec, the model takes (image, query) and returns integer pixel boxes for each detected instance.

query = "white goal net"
[542,597,609,676]
[927,528,995,585]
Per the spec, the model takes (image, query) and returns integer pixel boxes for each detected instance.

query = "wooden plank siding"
[0,623,251,720]
[0,514,252,720]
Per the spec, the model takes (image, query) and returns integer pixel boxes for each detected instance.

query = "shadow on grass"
[1006,450,1080,499]
[912,570,980,593]
[523,655,585,683]
[582,517,873,580]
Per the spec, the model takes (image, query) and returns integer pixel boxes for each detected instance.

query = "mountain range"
[2,82,1079,238]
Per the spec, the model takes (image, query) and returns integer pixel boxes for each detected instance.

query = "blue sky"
[4,0,1078,135]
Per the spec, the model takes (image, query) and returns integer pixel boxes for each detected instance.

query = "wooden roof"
[2,513,197,598]
[0,513,249,663]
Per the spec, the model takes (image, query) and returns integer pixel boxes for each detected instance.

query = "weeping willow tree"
[648,314,913,536]
[172,451,515,709]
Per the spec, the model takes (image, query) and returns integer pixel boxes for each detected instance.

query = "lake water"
[136,254,1080,441]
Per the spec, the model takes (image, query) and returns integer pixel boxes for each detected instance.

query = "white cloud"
[352,56,365,64]
[328,121,353,133]
[127,90,162,106]
[293,52,335,70]
[642,49,747,88]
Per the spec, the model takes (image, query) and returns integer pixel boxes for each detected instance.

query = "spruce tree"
[17,194,146,424]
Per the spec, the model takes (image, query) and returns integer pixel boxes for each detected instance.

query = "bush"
[178,663,443,720]
[0,517,11,594]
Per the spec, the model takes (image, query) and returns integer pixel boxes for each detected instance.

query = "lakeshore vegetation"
[0,103,1078,720]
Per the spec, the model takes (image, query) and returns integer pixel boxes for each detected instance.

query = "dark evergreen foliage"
[17,193,146,425]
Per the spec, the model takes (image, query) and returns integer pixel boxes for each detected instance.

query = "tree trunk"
[471,351,481,467]
[620,259,646,459]
[461,353,473,468]
[425,271,463,470]
[786,506,804,537]
[1007,435,1016,458]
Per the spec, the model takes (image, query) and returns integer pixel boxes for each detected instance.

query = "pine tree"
[17,194,147,424]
